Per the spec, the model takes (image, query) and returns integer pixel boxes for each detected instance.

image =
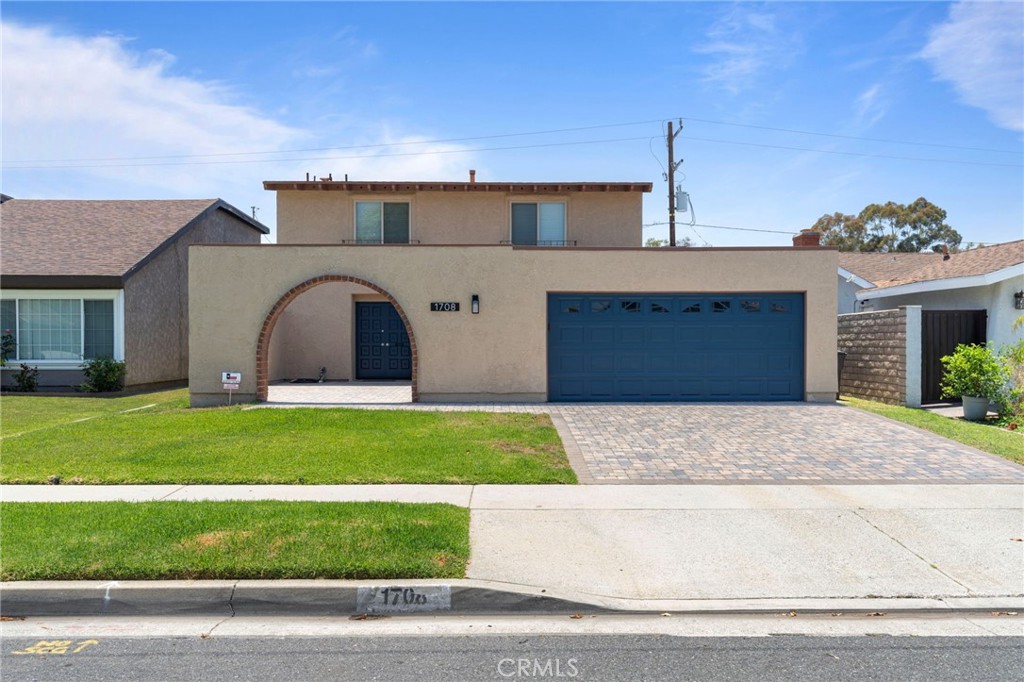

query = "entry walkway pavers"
[260,385,1024,484]
[267,381,414,404]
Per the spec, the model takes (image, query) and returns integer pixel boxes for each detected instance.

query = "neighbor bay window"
[354,201,410,244]
[510,202,566,245]
[1,293,122,364]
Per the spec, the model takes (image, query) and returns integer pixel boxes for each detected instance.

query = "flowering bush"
[14,364,38,392]
[0,330,14,367]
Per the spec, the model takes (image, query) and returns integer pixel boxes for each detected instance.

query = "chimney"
[792,229,821,247]
[469,169,476,184]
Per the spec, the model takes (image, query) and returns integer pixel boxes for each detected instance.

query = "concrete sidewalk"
[3,483,1022,613]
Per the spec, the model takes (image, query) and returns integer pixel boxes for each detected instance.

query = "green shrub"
[14,364,39,392]
[995,339,1024,418]
[940,343,1007,401]
[81,356,126,393]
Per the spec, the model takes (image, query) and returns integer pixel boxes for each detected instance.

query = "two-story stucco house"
[188,174,838,406]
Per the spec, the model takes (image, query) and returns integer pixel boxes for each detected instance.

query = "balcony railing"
[500,240,578,247]
[339,239,422,245]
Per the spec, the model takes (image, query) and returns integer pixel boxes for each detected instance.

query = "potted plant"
[940,343,1008,420]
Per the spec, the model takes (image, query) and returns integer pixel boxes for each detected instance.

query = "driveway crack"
[850,509,973,593]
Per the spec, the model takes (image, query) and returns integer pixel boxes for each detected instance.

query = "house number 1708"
[430,302,460,312]
[355,585,451,613]
[378,587,428,606]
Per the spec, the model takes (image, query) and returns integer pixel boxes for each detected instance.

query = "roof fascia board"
[0,275,124,289]
[855,263,1024,301]
[213,200,271,234]
[263,181,653,193]
[837,267,875,290]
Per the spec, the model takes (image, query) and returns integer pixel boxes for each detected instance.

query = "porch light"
[1014,290,1024,310]
[471,295,480,314]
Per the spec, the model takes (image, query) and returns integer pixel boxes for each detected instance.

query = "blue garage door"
[548,293,804,402]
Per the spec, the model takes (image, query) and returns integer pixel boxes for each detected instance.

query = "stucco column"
[903,305,922,408]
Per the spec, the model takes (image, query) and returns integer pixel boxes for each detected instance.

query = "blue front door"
[548,293,804,402]
[356,302,411,380]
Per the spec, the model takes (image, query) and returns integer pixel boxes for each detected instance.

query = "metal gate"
[921,310,986,403]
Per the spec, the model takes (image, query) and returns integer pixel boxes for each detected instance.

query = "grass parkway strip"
[0,501,469,581]
[0,390,575,485]
[843,397,1024,465]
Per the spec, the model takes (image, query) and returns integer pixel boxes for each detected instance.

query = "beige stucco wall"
[190,245,837,405]
[865,276,1024,349]
[275,190,643,246]
[124,208,262,386]
[267,282,385,381]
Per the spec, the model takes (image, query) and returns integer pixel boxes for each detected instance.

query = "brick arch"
[255,275,418,402]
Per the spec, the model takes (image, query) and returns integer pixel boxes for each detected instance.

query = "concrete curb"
[2,580,1021,618]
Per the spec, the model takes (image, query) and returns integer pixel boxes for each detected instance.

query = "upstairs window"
[355,202,410,244]
[510,202,566,245]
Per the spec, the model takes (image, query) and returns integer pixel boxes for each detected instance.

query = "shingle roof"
[0,199,267,280]
[839,240,1024,291]
[838,251,942,285]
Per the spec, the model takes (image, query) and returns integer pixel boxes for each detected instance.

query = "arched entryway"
[255,275,418,402]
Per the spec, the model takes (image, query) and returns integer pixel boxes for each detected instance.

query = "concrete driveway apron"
[549,403,1024,484]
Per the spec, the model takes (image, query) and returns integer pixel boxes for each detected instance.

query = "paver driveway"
[263,384,1024,484]
[552,403,1024,484]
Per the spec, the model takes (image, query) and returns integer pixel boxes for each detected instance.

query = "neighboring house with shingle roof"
[1,198,268,388]
[838,240,1024,348]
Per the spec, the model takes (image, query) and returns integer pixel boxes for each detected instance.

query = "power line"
[3,135,654,170]
[7,119,667,164]
[682,116,1020,155]
[683,135,1022,168]
[644,220,1005,245]
[643,221,797,235]
[5,113,1019,167]
[6,131,1017,171]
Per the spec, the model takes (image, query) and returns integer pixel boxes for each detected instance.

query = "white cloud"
[0,21,475,237]
[855,83,888,127]
[693,6,800,95]
[0,21,302,195]
[920,2,1024,132]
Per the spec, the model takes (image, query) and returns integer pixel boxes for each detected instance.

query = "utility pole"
[666,120,683,246]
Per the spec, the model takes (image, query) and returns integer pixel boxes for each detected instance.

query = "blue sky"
[2,1,1022,246]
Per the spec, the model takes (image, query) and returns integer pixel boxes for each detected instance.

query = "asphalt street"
[3,634,1022,682]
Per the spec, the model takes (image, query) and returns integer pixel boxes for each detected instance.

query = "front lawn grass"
[0,501,469,581]
[843,397,1024,466]
[1,388,189,438]
[0,405,576,484]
